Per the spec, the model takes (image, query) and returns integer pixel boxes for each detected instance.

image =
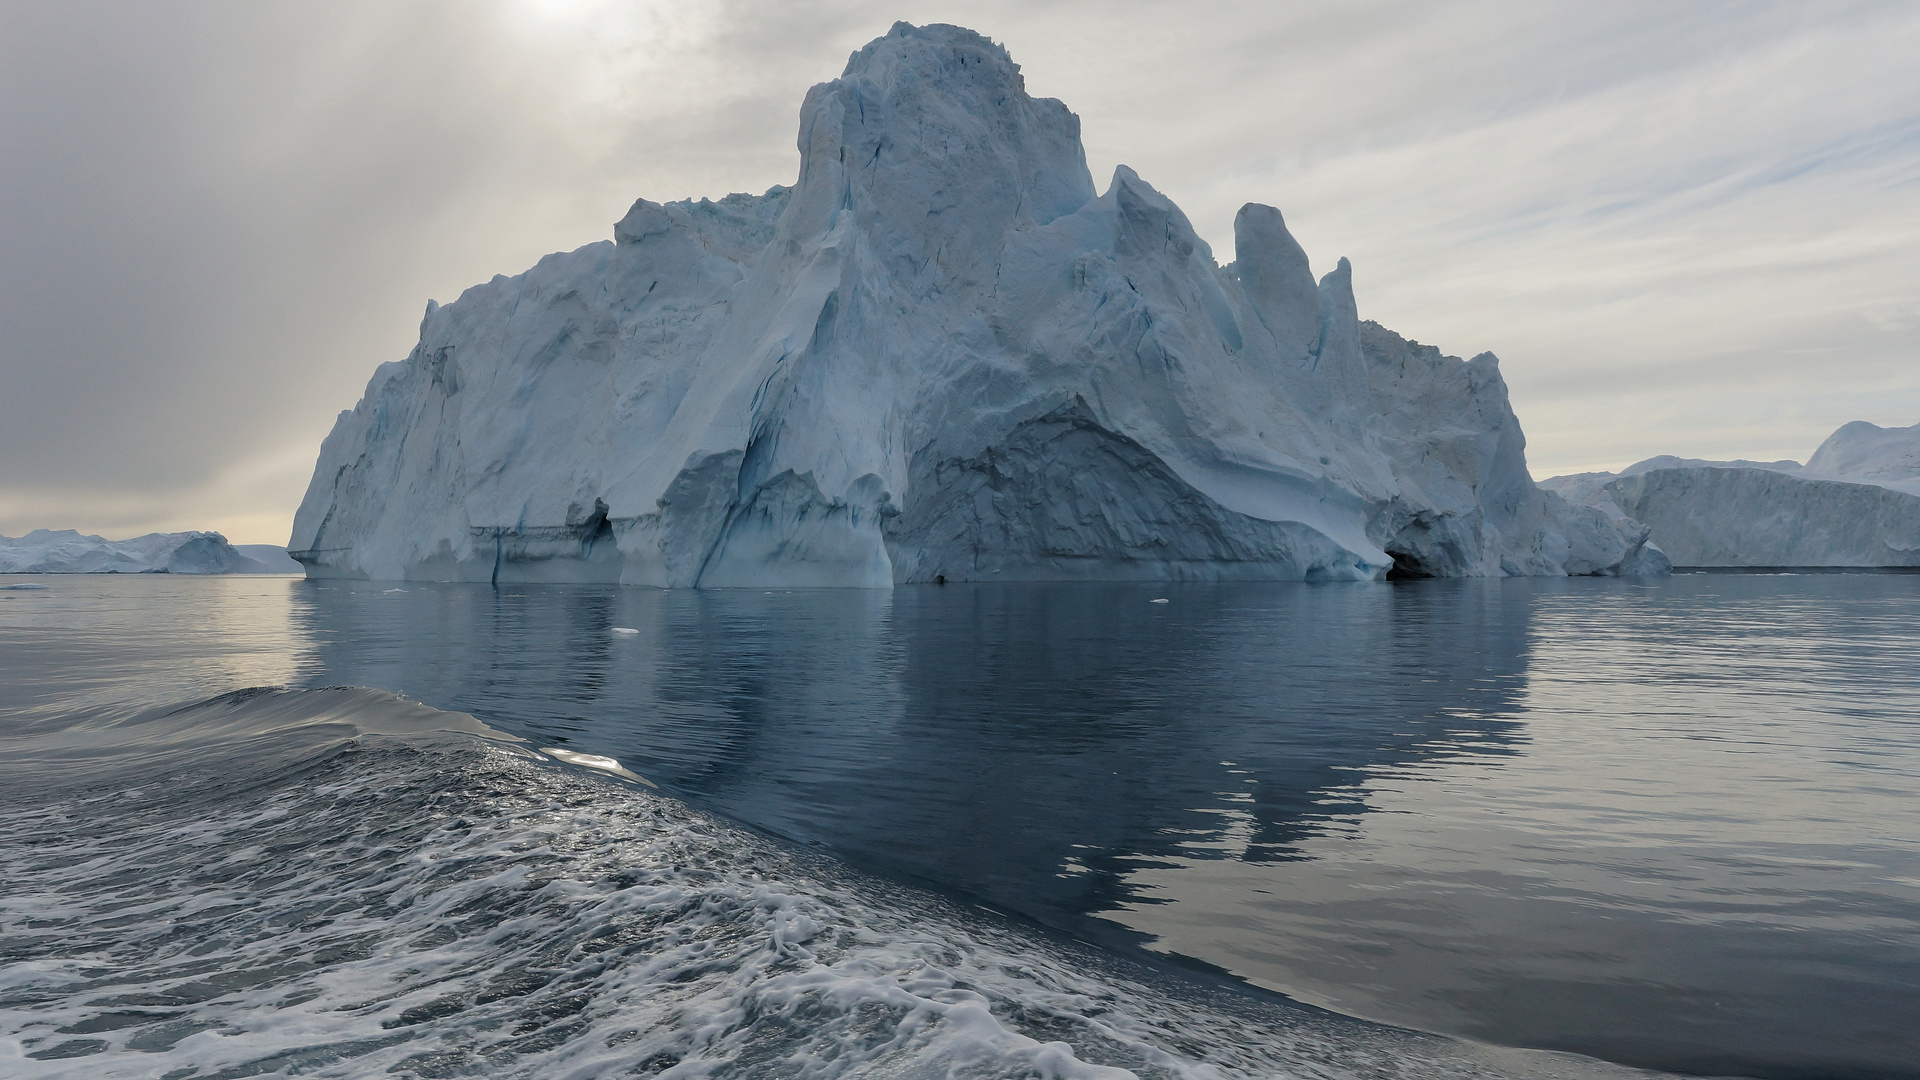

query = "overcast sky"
[2,0,1915,544]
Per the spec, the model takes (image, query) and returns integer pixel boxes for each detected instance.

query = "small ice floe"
[1150,597,1169,604]
[383,588,407,593]
[611,626,640,635]
[540,747,655,786]
[0,583,49,590]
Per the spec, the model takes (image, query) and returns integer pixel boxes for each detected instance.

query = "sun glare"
[518,0,594,19]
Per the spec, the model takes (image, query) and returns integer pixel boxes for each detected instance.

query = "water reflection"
[1106,577,1920,1080]
[287,580,1535,937]
[10,573,1920,1077]
[0,574,303,718]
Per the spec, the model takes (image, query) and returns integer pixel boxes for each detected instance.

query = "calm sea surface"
[1,573,1916,1079]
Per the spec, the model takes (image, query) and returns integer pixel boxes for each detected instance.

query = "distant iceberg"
[1806,419,1920,484]
[290,22,1661,586]
[0,530,291,575]
[234,544,304,573]
[1542,420,1920,567]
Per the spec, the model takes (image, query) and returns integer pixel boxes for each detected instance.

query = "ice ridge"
[290,22,1662,586]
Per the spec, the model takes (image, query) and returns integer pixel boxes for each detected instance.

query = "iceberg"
[290,22,1661,586]
[1541,420,1920,567]
[0,529,284,575]
[235,544,305,573]
[1805,419,1920,485]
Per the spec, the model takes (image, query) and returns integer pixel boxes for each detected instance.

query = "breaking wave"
[0,687,1648,1079]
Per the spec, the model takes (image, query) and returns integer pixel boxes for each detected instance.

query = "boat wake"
[0,687,1660,1079]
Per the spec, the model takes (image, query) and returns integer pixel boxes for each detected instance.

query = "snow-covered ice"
[0,530,280,575]
[1542,420,1920,567]
[291,22,1662,586]
[1805,419,1920,487]
[234,544,304,573]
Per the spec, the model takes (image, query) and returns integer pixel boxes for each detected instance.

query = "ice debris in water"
[540,746,654,786]
[287,21,1663,588]
[1150,598,1169,604]
[610,626,640,635]
[1543,418,1920,567]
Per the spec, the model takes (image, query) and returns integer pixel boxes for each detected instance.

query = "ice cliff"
[290,22,1662,586]
[0,530,283,574]
[1542,420,1920,567]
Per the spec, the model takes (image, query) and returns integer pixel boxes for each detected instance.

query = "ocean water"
[1,574,1916,1079]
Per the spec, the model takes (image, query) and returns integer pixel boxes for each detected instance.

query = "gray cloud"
[1,0,1914,542]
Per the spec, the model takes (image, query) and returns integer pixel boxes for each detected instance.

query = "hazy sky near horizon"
[1,0,1916,544]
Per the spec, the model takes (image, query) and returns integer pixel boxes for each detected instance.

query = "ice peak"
[790,21,1093,245]
[1234,203,1319,360]
[842,22,1022,86]
[1108,165,1210,264]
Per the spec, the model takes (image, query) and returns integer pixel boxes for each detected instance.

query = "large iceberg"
[0,530,285,574]
[290,22,1661,586]
[1542,421,1920,567]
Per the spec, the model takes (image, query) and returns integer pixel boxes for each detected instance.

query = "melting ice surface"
[2,574,1919,1079]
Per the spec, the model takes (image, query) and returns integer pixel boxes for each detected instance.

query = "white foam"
[0,715,1661,1079]
[539,747,654,786]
